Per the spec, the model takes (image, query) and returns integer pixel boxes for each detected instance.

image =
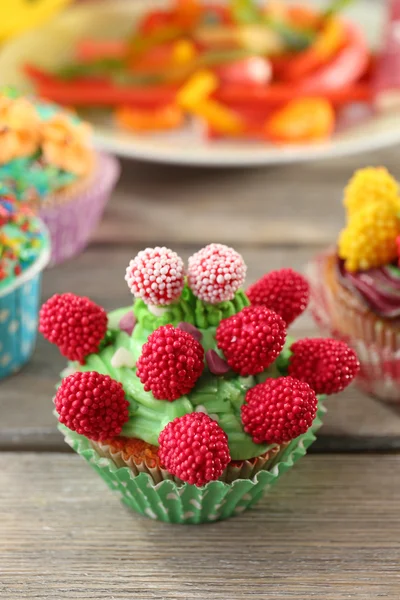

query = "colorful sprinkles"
[0,196,44,286]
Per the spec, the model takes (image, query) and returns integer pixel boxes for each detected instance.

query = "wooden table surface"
[2,148,400,598]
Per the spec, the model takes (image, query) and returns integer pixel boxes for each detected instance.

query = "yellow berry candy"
[338,200,400,272]
[344,167,399,219]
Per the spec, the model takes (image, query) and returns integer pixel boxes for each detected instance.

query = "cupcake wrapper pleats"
[59,401,326,524]
[39,153,120,266]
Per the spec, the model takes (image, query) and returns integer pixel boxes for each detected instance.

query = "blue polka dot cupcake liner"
[0,227,50,379]
[59,401,326,524]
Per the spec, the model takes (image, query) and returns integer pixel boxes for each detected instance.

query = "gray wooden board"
[0,453,399,599]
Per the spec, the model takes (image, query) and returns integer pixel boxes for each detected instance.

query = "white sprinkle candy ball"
[188,243,247,304]
[125,247,185,306]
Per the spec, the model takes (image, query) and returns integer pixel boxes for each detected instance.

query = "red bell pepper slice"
[300,22,369,91]
[138,10,177,35]
[281,17,346,83]
[215,83,372,109]
[26,68,178,108]
[24,63,55,85]
[75,39,127,62]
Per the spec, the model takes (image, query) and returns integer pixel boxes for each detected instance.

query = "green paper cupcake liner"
[58,400,326,524]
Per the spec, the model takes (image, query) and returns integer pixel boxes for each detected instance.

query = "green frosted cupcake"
[40,244,359,523]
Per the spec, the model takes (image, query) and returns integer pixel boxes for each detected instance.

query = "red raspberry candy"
[188,243,247,304]
[241,376,317,445]
[216,305,286,376]
[39,293,108,364]
[55,371,129,441]
[246,268,309,326]
[288,338,360,395]
[125,246,184,306]
[158,412,231,486]
[136,324,204,401]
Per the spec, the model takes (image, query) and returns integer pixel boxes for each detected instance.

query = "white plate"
[0,0,396,166]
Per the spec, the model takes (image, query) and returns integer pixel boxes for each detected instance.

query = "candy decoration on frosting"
[246,268,309,326]
[241,377,317,444]
[136,324,204,401]
[110,347,136,369]
[344,167,399,218]
[206,349,230,375]
[177,321,203,342]
[39,293,108,364]
[338,200,400,271]
[55,371,129,441]
[125,246,185,306]
[216,305,286,376]
[288,338,360,395]
[158,412,231,486]
[187,243,246,304]
[119,311,136,336]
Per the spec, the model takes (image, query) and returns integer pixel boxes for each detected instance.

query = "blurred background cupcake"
[0,90,120,266]
[0,196,50,379]
[308,167,400,403]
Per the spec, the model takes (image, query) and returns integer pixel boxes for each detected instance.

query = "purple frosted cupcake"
[0,92,120,266]
[307,167,400,402]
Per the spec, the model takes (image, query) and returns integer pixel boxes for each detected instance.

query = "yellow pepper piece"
[177,70,219,109]
[172,40,197,65]
[187,99,243,135]
[265,98,335,143]
[344,167,399,219]
[338,200,400,272]
[314,17,345,61]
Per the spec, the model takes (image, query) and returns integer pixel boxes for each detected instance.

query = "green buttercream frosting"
[133,284,196,330]
[133,283,250,331]
[193,289,250,328]
[71,290,295,461]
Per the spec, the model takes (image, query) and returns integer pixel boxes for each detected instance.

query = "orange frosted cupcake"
[0,92,119,266]
[308,167,400,402]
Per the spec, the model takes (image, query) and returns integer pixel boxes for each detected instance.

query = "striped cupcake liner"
[58,400,326,524]
[39,152,120,266]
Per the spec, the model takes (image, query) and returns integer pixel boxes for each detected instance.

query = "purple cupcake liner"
[39,152,120,266]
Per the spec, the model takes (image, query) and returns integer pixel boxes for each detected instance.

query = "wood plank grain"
[2,244,400,452]
[93,149,400,247]
[0,453,399,599]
